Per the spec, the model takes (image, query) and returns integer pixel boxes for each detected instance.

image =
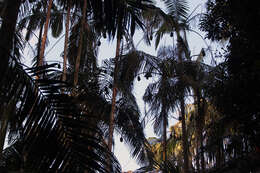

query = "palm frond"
[49,5,64,38]
[136,159,180,173]
[99,52,157,164]
[101,50,158,98]
[115,96,153,165]
[102,0,154,40]
[162,0,189,20]
[0,55,121,172]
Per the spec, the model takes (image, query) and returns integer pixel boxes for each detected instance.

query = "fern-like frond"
[0,55,121,172]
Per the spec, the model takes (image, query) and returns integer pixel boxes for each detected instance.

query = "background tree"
[198,0,260,171]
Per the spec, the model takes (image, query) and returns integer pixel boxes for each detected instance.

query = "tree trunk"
[180,97,189,173]
[38,0,53,67]
[62,0,71,82]
[196,143,200,173]
[0,0,21,78]
[176,29,189,173]
[162,112,167,162]
[0,0,21,158]
[37,24,44,65]
[199,96,205,173]
[108,36,121,152]
[196,89,205,173]
[73,0,87,87]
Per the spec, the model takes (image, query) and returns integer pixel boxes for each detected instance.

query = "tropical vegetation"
[0,0,259,173]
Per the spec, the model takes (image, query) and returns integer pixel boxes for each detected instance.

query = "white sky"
[21,0,209,171]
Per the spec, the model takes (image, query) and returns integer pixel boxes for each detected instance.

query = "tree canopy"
[0,0,259,172]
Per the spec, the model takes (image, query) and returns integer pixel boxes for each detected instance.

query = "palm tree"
[108,36,121,151]
[141,3,191,172]
[142,45,192,168]
[1,0,119,172]
[1,1,156,171]
[189,52,207,173]
[100,55,155,165]
[106,0,154,153]
[142,52,176,163]
[18,1,45,66]
[56,7,154,166]
[0,56,122,172]
[144,0,200,171]
[106,42,191,168]
[0,0,22,158]
[18,1,65,67]
[141,46,212,172]
[38,0,53,67]
[73,0,87,87]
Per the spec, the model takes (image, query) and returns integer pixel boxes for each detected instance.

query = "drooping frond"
[49,4,64,38]
[115,96,154,165]
[154,19,173,49]
[72,74,153,166]
[102,0,154,40]
[66,18,100,88]
[0,54,121,172]
[18,2,64,41]
[101,50,158,98]
[99,51,157,164]
[162,0,189,20]
[141,5,177,48]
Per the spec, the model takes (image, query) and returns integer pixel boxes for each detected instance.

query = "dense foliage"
[0,0,259,173]
[200,0,260,169]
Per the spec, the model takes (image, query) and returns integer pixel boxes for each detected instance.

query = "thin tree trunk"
[108,36,121,152]
[180,97,189,173]
[183,30,190,59]
[196,89,205,173]
[37,24,44,64]
[73,0,87,86]
[162,112,167,162]
[62,0,71,82]
[176,29,189,173]
[38,0,53,67]
[198,95,205,173]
